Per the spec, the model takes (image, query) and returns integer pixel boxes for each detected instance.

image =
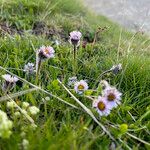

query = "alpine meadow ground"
[0,0,150,149]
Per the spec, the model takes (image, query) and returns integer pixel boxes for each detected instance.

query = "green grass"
[0,0,150,149]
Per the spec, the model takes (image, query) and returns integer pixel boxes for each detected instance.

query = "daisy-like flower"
[93,96,111,116]
[37,46,55,60]
[74,80,88,94]
[69,31,82,47]
[24,62,35,74]
[2,74,19,91]
[102,86,122,108]
[110,63,122,75]
[36,46,55,76]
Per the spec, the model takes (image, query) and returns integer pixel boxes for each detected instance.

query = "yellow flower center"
[97,101,105,111]
[107,93,116,101]
[44,48,49,54]
[78,84,84,90]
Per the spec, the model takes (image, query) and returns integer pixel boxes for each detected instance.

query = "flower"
[102,86,122,108]
[69,31,82,46]
[24,62,35,74]
[37,46,55,60]
[28,106,40,115]
[110,64,122,74]
[54,39,61,46]
[99,80,110,89]
[7,101,16,109]
[2,74,18,83]
[22,102,30,109]
[2,74,19,91]
[0,110,13,138]
[14,111,21,118]
[93,96,111,116]
[74,80,88,94]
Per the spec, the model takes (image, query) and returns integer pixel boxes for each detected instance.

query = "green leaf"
[119,124,128,134]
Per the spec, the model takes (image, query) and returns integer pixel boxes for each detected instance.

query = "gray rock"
[84,0,150,33]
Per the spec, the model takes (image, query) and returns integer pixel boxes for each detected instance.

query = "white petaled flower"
[74,80,88,94]
[2,74,19,91]
[24,62,35,74]
[0,110,13,138]
[110,63,122,74]
[28,106,40,115]
[102,86,122,108]
[93,96,112,116]
[37,46,55,60]
[69,31,82,47]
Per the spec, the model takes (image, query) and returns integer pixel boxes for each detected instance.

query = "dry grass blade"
[0,88,37,102]
[0,66,78,109]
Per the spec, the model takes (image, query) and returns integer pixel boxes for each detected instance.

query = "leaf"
[119,124,128,134]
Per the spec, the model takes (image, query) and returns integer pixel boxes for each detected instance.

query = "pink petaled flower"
[102,86,122,108]
[2,74,19,91]
[38,46,55,59]
[93,96,112,116]
[69,31,82,46]
[74,80,88,94]
[2,74,18,83]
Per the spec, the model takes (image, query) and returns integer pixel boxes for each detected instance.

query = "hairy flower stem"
[73,45,77,76]
[36,59,42,84]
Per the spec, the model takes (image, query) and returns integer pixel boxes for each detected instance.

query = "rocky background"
[84,0,150,33]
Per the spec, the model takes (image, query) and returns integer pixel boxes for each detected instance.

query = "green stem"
[73,45,77,76]
[36,59,42,85]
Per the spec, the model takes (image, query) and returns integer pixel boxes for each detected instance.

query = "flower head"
[0,110,13,138]
[69,31,82,46]
[2,74,18,91]
[22,102,30,109]
[110,64,122,74]
[102,86,122,108]
[2,74,18,83]
[37,46,55,60]
[74,80,88,94]
[28,106,40,115]
[93,96,112,116]
[99,80,110,89]
[7,101,16,109]
[24,63,35,74]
